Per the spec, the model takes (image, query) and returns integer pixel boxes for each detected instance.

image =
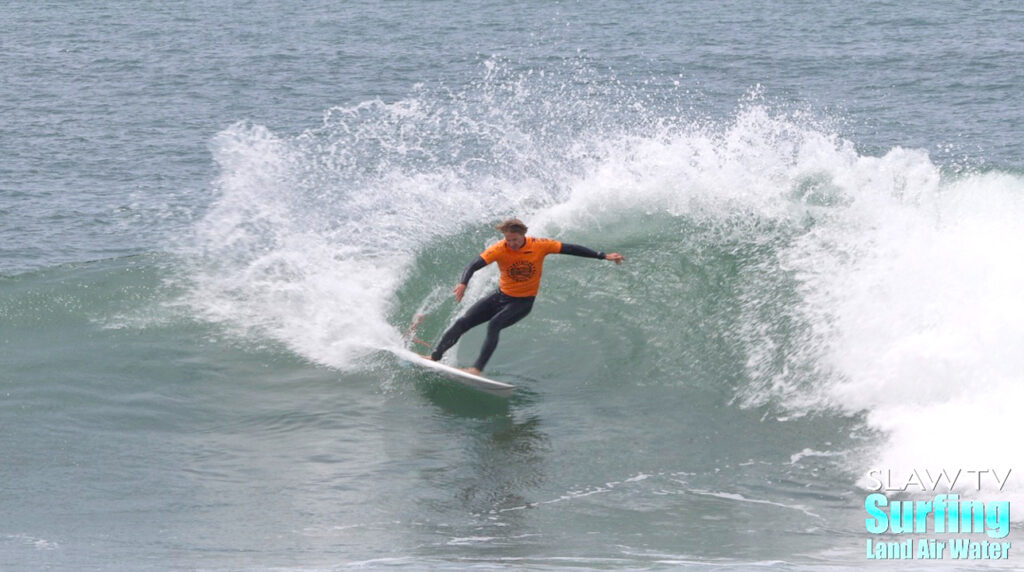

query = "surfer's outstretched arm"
[559,243,625,264]
[459,256,487,285]
[453,256,487,302]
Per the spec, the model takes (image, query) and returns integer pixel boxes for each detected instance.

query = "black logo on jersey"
[508,261,536,282]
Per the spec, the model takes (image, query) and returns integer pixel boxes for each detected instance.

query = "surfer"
[425,218,624,374]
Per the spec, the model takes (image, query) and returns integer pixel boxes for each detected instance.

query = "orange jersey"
[480,237,563,298]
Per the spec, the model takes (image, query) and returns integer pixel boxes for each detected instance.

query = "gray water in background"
[3,1,1022,274]
[2,1,1024,570]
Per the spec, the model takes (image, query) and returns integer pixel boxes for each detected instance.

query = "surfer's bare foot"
[419,354,435,361]
[461,367,482,375]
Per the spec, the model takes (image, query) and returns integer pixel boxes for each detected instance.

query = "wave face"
[180,62,1024,502]
[6,1,1024,568]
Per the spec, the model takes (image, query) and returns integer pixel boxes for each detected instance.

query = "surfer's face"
[503,232,526,250]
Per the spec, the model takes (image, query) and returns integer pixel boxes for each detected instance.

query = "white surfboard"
[393,349,516,397]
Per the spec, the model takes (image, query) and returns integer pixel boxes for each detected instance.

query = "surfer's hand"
[605,252,624,264]
[453,283,467,302]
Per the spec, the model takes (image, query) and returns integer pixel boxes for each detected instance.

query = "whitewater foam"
[181,70,1024,500]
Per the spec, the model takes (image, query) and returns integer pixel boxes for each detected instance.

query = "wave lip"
[182,67,1024,503]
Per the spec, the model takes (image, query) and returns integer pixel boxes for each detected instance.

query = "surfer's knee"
[450,317,472,334]
[485,320,504,336]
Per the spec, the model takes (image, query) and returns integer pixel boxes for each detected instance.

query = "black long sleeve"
[559,243,606,260]
[459,256,487,285]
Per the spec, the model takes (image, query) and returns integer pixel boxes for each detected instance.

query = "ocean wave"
[179,63,1024,498]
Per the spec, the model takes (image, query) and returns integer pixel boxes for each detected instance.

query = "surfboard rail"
[392,349,516,397]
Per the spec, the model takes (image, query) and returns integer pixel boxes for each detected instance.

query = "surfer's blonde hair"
[496,218,528,234]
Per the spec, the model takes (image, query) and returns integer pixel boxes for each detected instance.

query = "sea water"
[2,1,1023,570]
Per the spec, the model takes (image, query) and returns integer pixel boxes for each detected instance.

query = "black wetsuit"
[430,242,605,371]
